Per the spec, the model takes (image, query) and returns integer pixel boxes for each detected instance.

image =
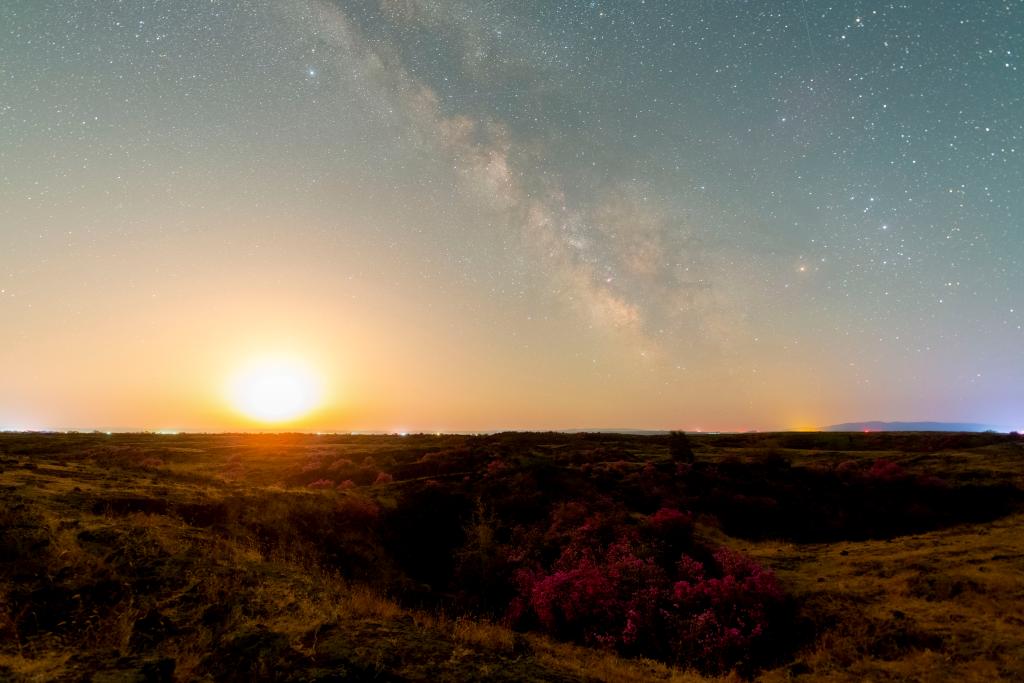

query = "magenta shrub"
[334,496,380,524]
[485,459,507,476]
[865,459,908,482]
[508,508,784,672]
[300,459,323,473]
[514,536,667,650]
[666,547,784,670]
[646,507,693,535]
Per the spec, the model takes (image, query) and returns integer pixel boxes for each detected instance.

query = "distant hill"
[823,421,1012,433]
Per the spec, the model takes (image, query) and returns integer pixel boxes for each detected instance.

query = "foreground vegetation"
[1,430,1022,681]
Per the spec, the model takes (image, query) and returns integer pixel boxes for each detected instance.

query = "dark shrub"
[668,431,694,463]
[385,483,473,594]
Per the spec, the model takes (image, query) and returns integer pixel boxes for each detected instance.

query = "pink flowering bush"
[300,458,323,473]
[865,458,908,482]
[512,535,667,651]
[334,495,380,525]
[665,547,784,671]
[328,457,354,472]
[508,507,785,672]
[646,506,693,536]
[485,458,507,476]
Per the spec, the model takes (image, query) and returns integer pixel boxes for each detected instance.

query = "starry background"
[1,0,1021,432]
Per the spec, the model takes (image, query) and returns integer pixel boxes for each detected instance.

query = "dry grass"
[745,512,1024,681]
[334,584,404,621]
[451,616,515,653]
[530,635,725,682]
[2,432,1022,681]
[0,652,71,683]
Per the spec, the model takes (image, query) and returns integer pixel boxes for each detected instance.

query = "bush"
[510,535,667,653]
[508,516,785,673]
[666,548,784,671]
[668,431,694,463]
[865,459,908,482]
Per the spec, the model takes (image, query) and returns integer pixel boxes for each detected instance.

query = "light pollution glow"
[1,1,1021,432]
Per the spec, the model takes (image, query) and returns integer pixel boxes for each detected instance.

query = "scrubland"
[1,430,1022,681]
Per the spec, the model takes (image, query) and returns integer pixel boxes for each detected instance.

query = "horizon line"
[1,423,1018,436]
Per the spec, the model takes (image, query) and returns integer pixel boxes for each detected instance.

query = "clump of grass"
[451,615,515,652]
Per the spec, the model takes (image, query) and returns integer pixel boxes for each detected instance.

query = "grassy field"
[0,431,1021,681]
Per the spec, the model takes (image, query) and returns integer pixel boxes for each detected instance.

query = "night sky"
[2,1,1021,432]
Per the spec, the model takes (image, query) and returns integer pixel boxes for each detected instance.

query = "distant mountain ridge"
[823,421,1013,433]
